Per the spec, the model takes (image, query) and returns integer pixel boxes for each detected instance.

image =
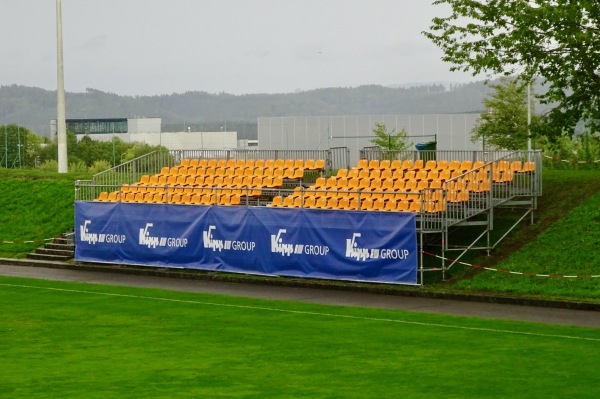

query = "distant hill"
[0,82,491,138]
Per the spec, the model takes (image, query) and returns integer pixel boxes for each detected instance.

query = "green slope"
[0,168,599,301]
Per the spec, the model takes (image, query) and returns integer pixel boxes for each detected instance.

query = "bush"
[539,132,600,169]
[37,160,59,172]
[89,160,112,174]
[69,160,89,173]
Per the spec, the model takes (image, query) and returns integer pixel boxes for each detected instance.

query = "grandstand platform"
[75,148,541,284]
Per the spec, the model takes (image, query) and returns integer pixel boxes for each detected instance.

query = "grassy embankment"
[0,167,599,302]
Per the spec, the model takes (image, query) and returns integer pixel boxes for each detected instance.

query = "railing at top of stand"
[359,149,542,164]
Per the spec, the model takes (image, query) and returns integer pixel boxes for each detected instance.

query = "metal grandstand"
[75,148,542,283]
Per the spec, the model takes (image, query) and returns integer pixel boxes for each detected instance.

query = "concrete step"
[46,243,75,251]
[26,253,73,262]
[33,248,74,257]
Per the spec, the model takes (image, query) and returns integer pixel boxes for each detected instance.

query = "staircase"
[27,233,74,262]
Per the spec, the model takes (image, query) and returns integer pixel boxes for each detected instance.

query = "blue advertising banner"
[75,202,418,284]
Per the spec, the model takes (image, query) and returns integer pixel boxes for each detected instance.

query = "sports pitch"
[1,276,599,398]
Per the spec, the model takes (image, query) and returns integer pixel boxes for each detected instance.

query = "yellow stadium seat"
[358,169,370,180]
[397,200,410,212]
[283,168,296,179]
[383,198,397,211]
[436,160,449,171]
[355,159,368,170]
[189,193,202,204]
[95,192,109,202]
[424,160,437,171]
[368,159,379,170]
[200,194,216,206]
[262,159,273,169]
[369,169,381,180]
[336,197,350,210]
[409,201,421,212]
[360,198,374,211]
[324,197,339,209]
[304,197,316,209]
[522,161,535,173]
[316,197,328,209]
[157,166,170,177]
[347,169,359,179]
[372,198,385,211]
[391,169,404,181]
[446,160,459,172]
[415,170,429,181]
[268,196,283,207]
[380,169,393,180]
[337,168,348,178]
[390,159,403,170]
[393,179,406,192]
[151,192,165,203]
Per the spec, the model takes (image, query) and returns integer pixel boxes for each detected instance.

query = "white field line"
[2,282,599,343]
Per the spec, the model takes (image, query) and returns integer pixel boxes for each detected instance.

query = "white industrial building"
[50,117,239,150]
[258,114,482,165]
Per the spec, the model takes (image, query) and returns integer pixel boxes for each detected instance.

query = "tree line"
[0,82,493,138]
[0,124,166,173]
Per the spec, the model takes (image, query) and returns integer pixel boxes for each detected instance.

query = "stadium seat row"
[269,195,447,213]
[172,158,324,173]
[97,191,243,206]
[353,158,534,174]
[158,159,325,179]
[97,175,285,202]
[157,165,305,180]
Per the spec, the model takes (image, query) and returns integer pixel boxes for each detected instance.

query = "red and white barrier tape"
[422,250,600,279]
[543,154,600,164]
[0,236,62,245]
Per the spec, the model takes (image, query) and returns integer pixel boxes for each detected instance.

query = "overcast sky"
[1,0,478,96]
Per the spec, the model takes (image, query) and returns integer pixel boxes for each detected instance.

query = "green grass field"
[1,276,599,398]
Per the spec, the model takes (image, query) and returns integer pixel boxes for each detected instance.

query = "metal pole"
[56,0,68,172]
[527,83,532,155]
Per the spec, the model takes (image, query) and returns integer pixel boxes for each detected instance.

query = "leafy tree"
[122,142,170,163]
[472,77,539,150]
[424,1,600,136]
[370,123,411,151]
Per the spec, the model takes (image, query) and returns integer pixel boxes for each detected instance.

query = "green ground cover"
[453,187,600,298]
[0,177,75,258]
[0,168,599,301]
[1,276,599,398]
[441,170,600,301]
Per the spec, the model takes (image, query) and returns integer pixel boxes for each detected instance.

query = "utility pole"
[56,0,68,173]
